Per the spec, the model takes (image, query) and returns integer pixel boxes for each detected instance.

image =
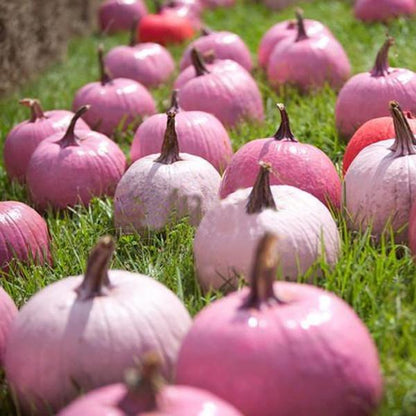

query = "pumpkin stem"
[98,45,112,85]
[76,236,114,301]
[190,48,210,76]
[155,110,182,164]
[56,106,90,148]
[153,0,163,13]
[19,98,45,122]
[129,18,139,46]
[273,103,297,142]
[295,9,308,41]
[201,26,213,36]
[169,90,181,112]
[246,162,277,214]
[389,101,416,156]
[371,36,394,77]
[242,233,284,309]
[119,352,165,413]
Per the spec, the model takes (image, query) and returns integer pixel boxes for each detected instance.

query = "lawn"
[0,0,415,414]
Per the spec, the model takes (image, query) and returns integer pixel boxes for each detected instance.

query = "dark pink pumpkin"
[26,106,126,211]
[0,287,17,365]
[130,90,232,172]
[219,103,341,209]
[3,98,89,183]
[176,233,383,416]
[355,0,416,22]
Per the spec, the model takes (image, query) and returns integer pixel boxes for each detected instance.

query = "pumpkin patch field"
[1,0,416,415]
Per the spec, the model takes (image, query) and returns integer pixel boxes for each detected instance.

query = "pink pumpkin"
[5,237,192,415]
[409,199,416,256]
[26,106,126,211]
[199,0,235,8]
[98,0,148,33]
[0,201,51,271]
[130,90,232,172]
[180,28,252,71]
[355,0,416,22]
[220,104,341,209]
[0,287,17,365]
[160,1,202,30]
[73,47,156,136]
[174,49,264,127]
[177,234,383,416]
[58,354,242,416]
[335,36,416,140]
[3,98,89,183]
[267,11,350,91]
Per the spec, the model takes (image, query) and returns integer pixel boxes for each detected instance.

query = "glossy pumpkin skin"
[258,18,331,69]
[160,3,202,30]
[26,130,126,210]
[355,0,416,22]
[58,384,243,416]
[4,110,89,183]
[176,282,383,416]
[137,14,195,45]
[98,0,148,33]
[342,114,416,174]
[130,110,233,172]
[175,59,264,128]
[220,138,341,209]
[194,185,340,292]
[0,201,51,271]
[5,271,192,415]
[72,78,156,136]
[180,31,252,71]
[408,199,416,255]
[104,43,175,88]
[0,287,17,365]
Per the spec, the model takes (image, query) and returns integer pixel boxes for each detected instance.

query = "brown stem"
[273,103,297,142]
[155,111,182,164]
[201,26,213,36]
[76,236,114,301]
[98,45,111,85]
[129,19,139,46]
[56,106,90,148]
[241,233,284,309]
[246,162,277,214]
[168,90,180,112]
[19,98,45,122]
[153,0,162,13]
[118,352,165,413]
[190,48,210,77]
[371,36,394,77]
[389,101,416,156]
[295,8,308,42]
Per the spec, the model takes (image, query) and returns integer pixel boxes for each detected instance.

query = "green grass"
[0,0,416,414]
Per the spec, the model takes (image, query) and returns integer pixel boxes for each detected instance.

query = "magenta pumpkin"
[176,234,383,416]
[0,287,17,365]
[267,11,350,91]
[58,354,242,416]
[355,0,416,22]
[98,0,148,33]
[3,98,89,183]
[130,90,232,172]
[5,237,192,415]
[335,36,416,139]
[174,49,264,127]
[26,106,126,211]
[180,28,252,71]
[73,47,156,136]
[0,201,51,271]
[220,104,341,209]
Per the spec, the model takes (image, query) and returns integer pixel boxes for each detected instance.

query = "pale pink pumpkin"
[267,11,350,91]
[26,106,126,211]
[160,1,202,30]
[335,36,416,140]
[0,287,17,365]
[130,90,232,172]
[177,234,383,416]
[344,101,416,243]
[220,104,341,209]
[180,28,252,71]
[174,49,263,128]
[355,0,416,22]
[115,110,221,233]
[0,201,51,272]
[58,354,242,416]
[199,0,235,8]
[194,163,340,292]
[73,47,156,136]
[3,98,89,183]
[409,199,416,255]
[5,237,192,415]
